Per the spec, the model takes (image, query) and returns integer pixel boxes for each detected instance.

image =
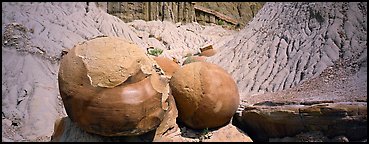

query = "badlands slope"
[208,2,367,99]
[1,2,234,141]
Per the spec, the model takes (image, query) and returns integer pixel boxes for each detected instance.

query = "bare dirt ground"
[243,57,367,105]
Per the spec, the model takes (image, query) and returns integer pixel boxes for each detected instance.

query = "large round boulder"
[169,62,240,129]
[58,37,171,136]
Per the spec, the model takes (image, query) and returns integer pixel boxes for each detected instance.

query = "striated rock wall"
[107,2,196,24]
[196,2,264,27]
[105,2,264,28]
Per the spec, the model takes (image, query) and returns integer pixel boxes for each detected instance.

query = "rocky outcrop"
[234,101,367,142]
[171,123,253,142]
[196,2,264,27]
[202,124,253,142]
[105,2,264,27]
[107,2,196,23]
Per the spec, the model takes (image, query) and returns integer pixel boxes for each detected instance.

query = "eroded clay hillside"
[208,2,367,99]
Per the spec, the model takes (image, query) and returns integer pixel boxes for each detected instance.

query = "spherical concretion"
[169,62,240,129]
[153,57,180,78]
[58,37,171,136]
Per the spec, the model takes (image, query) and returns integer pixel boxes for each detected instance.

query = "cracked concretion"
[58,37,171,136]
[74,37,154,88]
[169,62,240,129]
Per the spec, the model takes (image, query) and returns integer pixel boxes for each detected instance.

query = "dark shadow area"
[231,115,267,142]
[86,127,156,142]
[175,117,226,139]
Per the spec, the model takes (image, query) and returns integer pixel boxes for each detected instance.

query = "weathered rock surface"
[269,131,353,142]
[234,101,367,142]
[169,62,240,129]
[107,2,196,24]
[50,116,253,142]
[196,2,264,27]
[49,93,253,142]
[202,124,253,142]
[105,2,264,27]
[154,122,253,142]
[50,94,178,142]
[58,37,171,136]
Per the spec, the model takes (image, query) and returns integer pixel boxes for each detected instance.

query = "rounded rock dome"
[58,37,171,136]
[169,62,240,129]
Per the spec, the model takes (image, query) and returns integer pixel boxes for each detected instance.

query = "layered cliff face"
[207,2,367,98]
[196,2,264,27]
[106,2,264,27]
[107,2,195,24]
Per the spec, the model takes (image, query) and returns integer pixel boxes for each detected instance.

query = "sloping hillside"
[208,2,367,99]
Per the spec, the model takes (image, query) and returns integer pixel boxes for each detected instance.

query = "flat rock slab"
[234,101,367,142]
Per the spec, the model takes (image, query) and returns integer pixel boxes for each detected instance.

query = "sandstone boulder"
[50,94,178,142]
[58,37,171,136]
[169,62,240,129]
